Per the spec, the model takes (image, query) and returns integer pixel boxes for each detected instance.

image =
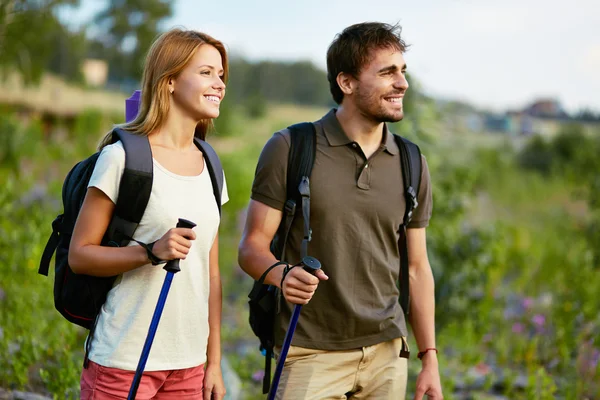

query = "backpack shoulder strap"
[286,122,317,203]
[394,134,422,226]
[271,122,317,260]
[106,128,154,246]
[194,138,224,215]
[393,133,422,318]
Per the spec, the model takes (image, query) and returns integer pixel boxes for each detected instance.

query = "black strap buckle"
[407,186,418,209]
[405,186,418,223]
[51,214,64,232]
[284,199,296,215]
[299,177,310,198]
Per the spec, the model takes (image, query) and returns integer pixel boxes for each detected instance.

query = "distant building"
[81,59,108,87]
[523,98,569,120]
[443,97,599,137]
[484,114,511,133]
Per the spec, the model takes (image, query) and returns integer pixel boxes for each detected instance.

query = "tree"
[575,108,600,122]
[92,0,173,83]
[0,0,81,83]
[226,57,332,107]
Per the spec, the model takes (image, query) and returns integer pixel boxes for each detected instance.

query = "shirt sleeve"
[88,142,126,204]
[250,130,291,211]
[407,154,433,228]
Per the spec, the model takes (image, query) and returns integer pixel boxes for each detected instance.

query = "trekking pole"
[267,256,321,400]
[127,218,196,400]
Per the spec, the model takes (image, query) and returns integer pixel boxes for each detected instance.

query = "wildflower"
[522,297,534,310]
[532,314,546,328]
[252,370,265,383]
[512,323,525,334]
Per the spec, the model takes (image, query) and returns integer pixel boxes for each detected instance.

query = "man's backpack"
[248,122,422,393]
[38,128,224,363]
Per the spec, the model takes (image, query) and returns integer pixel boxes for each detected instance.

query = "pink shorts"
[80,360,205,399]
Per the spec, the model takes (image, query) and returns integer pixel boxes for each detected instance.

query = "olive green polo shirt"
[251,108,433,350]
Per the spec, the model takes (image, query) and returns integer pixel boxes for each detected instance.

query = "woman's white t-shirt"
[86,141,228,371]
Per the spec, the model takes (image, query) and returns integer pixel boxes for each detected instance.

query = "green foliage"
[245,92,267,120]
[91,0,173,82]
[551,123,586,164]
[1,0,175,87]
[518,135,554,174]
[0,172,84,396]
[526,367,558,399]
[518,124,600,265]
[46,25,88,83]
[0,112,44,172]
[519,123,600,180]
[213,94,237,137]
[71,108,105,153]
[219,146,258,214]
[422,140,600,398]
[227,58,333,107]
[1,108,599,399]
[0,0,83,84]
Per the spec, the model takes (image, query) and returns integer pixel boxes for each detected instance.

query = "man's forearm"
[409,262,438,365]
[238,242,285,287]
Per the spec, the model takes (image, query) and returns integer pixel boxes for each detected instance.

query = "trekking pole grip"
[300,256,321,274]
[163,218,196,273]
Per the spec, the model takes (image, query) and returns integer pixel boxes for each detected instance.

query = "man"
[238,22,443,399]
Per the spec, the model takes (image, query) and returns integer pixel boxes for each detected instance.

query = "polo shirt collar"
[322,108,399,155]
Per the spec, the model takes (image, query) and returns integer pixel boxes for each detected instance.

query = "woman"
[69,28,228,399]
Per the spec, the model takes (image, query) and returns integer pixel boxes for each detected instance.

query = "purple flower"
[252,370,265,383]
[590,348,600,371]
[532,314,546,327]
[512,323,525,334]
[522,297,534,310]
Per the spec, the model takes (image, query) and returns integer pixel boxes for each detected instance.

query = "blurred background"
[0,0,599,399]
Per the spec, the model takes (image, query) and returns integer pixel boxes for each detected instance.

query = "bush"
[518,135,553,174]
[0,114,44,173]
[245,92,267,120]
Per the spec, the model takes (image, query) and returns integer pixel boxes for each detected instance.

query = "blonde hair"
[99,28,229,149]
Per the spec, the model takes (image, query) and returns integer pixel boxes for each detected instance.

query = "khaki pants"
[274,338,408,400]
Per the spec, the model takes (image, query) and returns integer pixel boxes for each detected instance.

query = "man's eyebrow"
[378,64,407,73]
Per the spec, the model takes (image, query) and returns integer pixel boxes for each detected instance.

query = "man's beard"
[355,88,404,124]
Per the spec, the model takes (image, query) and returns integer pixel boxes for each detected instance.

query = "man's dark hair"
[326,22,408,104]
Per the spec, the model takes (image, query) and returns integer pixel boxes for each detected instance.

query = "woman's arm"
[204,234,226,399]
[68,187,195,276]
[206,234,223,364]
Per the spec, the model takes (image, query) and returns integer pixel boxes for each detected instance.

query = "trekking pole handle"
[163,218,197,273]
[300,256,321,273]
[176,218,196,230]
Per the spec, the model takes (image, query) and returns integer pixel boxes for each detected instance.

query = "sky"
[64,0,600,114]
